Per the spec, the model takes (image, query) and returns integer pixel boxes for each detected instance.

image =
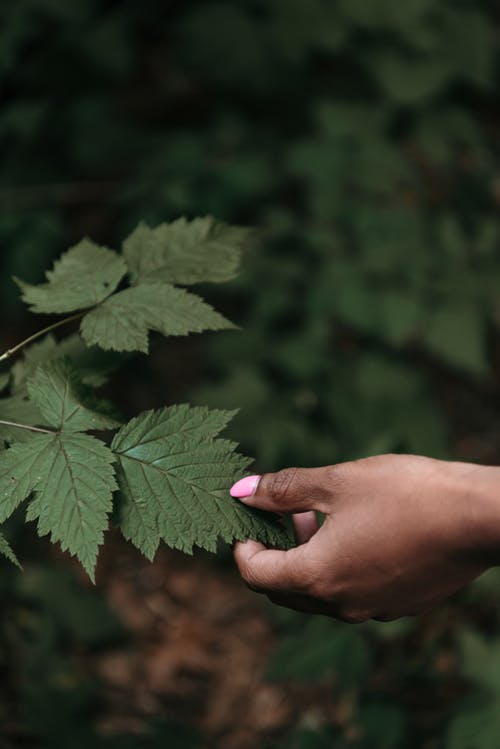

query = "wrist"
[460,463,500,566]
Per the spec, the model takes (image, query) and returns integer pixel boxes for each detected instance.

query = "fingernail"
[230,475,261,498]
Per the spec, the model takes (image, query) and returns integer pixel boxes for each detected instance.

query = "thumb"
[230,466,333,514]
[234,540,308,594]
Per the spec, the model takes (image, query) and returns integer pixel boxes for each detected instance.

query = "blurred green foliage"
[1,0,500,747]
[0,561,198,747]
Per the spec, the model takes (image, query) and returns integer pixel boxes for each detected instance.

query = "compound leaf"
[0,531,21,568]
[16,239,127,314]
[0,433,116,580]
[80,282,235,353]
[27,360,121,432]
[122,217,250,285]
[111,405,292,559]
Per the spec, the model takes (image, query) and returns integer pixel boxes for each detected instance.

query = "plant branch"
[0,312,84,365]
[0,420,54,435]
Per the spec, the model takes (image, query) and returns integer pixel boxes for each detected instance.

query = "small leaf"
[267,618,372,687]
[0,374,9,394]
[54,334,128,387]
[369,53,453,103]
[0,395,48,444]
[111,403,238,448]
[422,302,488,376]
[123,217,250,285]
[0,530,21,568]
[0,435,116,577]
[458,628,500,691]
[80,282,235,353]
[16,239,127,314]
[27,360,121,432]
[359,702,406,749]
[11,334,62,393]
[11,333,126,392]
[111,405,292,558]
[0,433,117,580]
[0,438,53,524]
[447,629,500,749]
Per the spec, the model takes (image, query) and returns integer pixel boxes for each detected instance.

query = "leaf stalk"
[0,419,54,435]
[0,312,84,365]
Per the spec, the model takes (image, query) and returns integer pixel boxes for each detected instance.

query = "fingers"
[293,511,319,544]
[234,541,374,622]
[230,466,341,514]
[234,540,310,595]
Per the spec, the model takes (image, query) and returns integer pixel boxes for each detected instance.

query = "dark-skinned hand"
[232,455,500,622]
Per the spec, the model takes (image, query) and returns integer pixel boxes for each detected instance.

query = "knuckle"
[264,467,299,506]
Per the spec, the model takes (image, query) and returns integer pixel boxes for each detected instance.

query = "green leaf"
[422,302,488,376]
[359,702,406,749]
[0,440,42,523]
[458,628,500,692]
[267,618,371,687]
[80,282,235,353]
[27,360,121,432]
[10,334,63,393]
[16,239,127,314]
[54,334,129,387]
[369,53,453,103]
[18,567,122,644]
[111,405,292,558]
[112,403,238,446]
[378,290,421,344]
[122,217,250,285]
[0,373,9,394]
[446,629,500,749]
[447,700,500,749]
[0,433,117,580]
[0,530,21,568]
[0,394,48,444]
[11,333,127,392]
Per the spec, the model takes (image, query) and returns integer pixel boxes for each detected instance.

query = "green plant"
[0,217,290,580]
[2,1,500,746]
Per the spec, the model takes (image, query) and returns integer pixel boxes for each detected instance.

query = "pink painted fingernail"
[230,475,261,498]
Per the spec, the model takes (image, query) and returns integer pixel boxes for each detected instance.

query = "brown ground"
[93,533,308,749]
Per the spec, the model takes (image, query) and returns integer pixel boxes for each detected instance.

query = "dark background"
[1,1,500,747]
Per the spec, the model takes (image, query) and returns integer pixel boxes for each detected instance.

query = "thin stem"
[0,312,84,365]
[0,419,54,435]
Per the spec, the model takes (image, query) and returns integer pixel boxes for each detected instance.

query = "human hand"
[232,455,500,622]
